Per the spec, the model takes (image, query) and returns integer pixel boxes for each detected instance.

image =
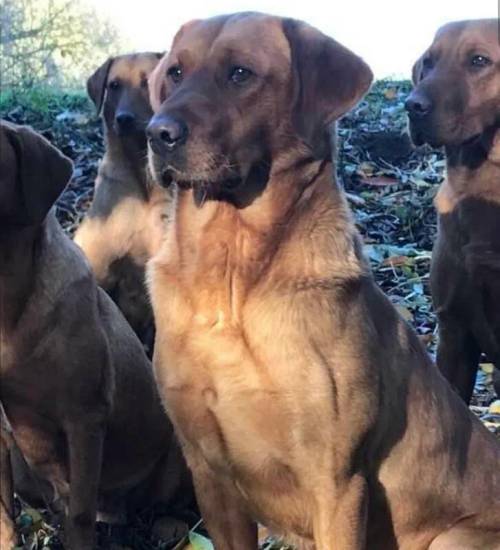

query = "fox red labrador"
[74,52,173,353]
[406,19,500,403]
[147,13,500,550]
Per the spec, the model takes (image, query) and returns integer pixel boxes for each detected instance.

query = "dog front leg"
[435,316,481,404]
[188,452,257,550]
[73,220,117,285]
[313,472,368,550]
[65,420,105,550]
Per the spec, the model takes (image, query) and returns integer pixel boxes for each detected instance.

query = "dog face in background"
[88,52,163,139]
[406,19,500,147]
[147,13,372,197]
[0,121,72,227]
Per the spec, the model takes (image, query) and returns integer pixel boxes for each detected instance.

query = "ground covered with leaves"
[1,82,499,549]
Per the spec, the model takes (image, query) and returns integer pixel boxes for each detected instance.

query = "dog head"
[406,19,500,147]
[147,13,372,195]
[88,52,163,138]
[0,121,73,227]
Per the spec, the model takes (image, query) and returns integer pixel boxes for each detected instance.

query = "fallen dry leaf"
[360,175,400,187]
[489,400,500,415]
[382,255,412,267]
[396,304,413,322]
[383,88,397,100]
[481,363,495,375]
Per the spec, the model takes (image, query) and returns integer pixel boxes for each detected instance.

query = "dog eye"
[229,67,253,85]
[470,54,492,68]
[422,57,434,70]
[168,65,183,83]
[108,80,120,90]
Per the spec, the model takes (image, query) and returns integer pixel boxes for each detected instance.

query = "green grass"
[0,86,91,125]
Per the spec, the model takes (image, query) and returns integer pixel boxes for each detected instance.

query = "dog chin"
[165,165,242,192]
[423,135,446,148]
[148,152,171,188]
[409,126,445,148]
[426,131,482,149]
[409,128,426,147]
[174,175,242,193]
[149,150,243,191]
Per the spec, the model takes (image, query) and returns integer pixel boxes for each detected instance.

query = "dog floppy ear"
[283,19,373,159]
[4,123,73,225]
[87,57,114,114]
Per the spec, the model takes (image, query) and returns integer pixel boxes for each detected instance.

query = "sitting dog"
[146,13,500,549]
[74,52,173,353]
[0,121,192,549]
[406,19,500,403]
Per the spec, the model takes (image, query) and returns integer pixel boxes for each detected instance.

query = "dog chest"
[435,197,500,300]
[156,330,332,542]
[153,272,338,499]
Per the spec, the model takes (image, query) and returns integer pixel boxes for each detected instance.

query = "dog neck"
[102,128,152,199]
[163,152,366,296]
[435,126,500,214]
[0,224,41,330]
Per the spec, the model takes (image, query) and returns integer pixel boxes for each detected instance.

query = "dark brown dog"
[74,53,173,351]
[146,13,500,549]
[406,19,500,403]
[0,121,192,549]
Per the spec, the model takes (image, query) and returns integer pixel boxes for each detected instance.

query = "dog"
[406,19,500,404]
[146,13,500,549]
[0,121,192,549]
[74,52,173,352]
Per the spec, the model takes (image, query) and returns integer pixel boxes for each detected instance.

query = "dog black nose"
[405,93,433,117]
[115,111,136,128]
[147,115,188,154]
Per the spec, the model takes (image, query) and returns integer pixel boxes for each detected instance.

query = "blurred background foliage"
[0,0,125,90]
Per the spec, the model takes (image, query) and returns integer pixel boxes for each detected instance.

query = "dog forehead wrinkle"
[436,19,499,51]
[173,17,228,60]
[175,49,197,71]
[436,20,470,41]
[109,55,159,85]
[217,19,290,65]
[174,14,291,71]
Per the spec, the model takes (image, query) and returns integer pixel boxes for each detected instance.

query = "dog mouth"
[409,120,457,149]
[408,124,439,148]
[150,149,242,191]
[152,161,242,193]
[461,132,483,147]
[162,167,242,192]
[408,127,426,147]
[149,148,271,208]
[409,114,489,149]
